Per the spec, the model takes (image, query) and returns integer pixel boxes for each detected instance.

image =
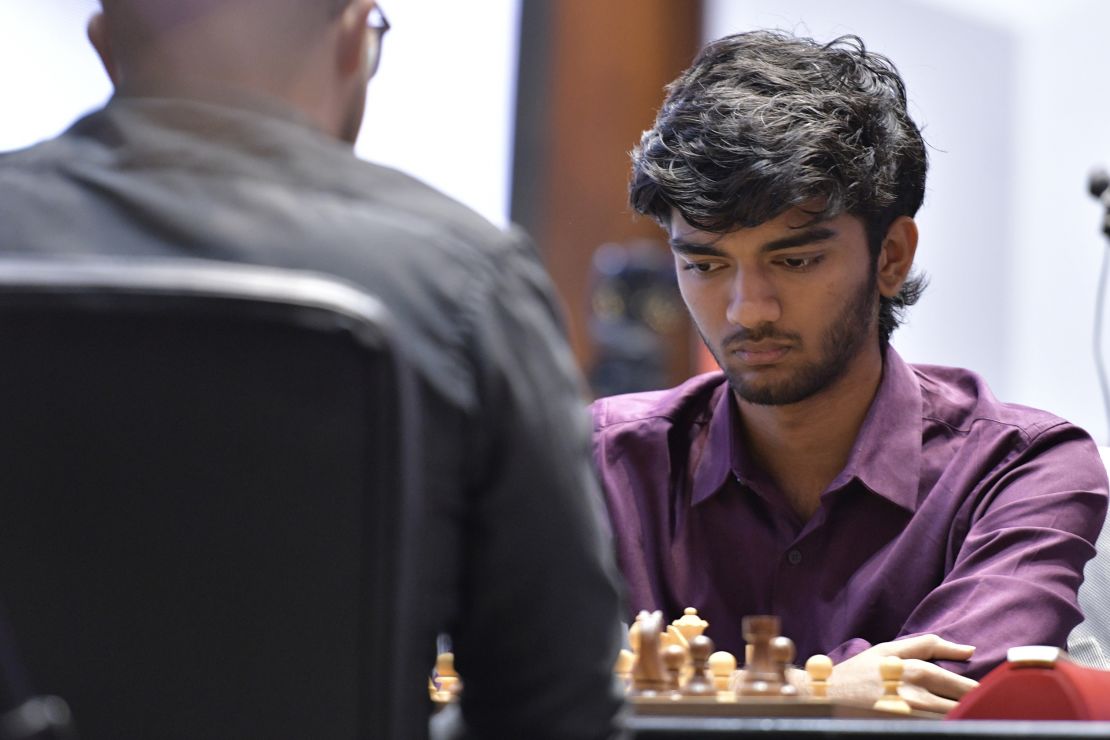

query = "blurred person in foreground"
[0,1,625,738]
[590,30,1108,712]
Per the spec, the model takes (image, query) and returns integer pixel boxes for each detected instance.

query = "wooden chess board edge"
[629,695,944,720]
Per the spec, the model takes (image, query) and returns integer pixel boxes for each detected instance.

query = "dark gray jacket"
[0,94,625,740]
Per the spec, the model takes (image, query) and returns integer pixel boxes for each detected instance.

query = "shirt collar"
[688,346,923,512]
[689,381,736,506]
[832,346,923,512]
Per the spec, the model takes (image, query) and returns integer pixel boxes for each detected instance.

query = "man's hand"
[827,635,979,713]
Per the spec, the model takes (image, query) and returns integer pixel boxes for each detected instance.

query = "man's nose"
[725,266,781,327]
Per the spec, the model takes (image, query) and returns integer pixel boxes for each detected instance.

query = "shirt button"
[787,549,803,566]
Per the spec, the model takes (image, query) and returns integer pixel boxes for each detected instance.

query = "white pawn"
[872,655,912,714]
[805,654,833,698]
[614,648,636,690]
[434,652,462,703]
[708,650,737,697]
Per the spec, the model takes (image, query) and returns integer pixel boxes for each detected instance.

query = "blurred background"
[5,0,1110,442]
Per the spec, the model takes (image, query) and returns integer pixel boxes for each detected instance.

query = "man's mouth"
[730,344,791,366]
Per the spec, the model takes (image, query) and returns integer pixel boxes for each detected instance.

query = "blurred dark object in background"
[588,240,686,397]
[512,0,702,386]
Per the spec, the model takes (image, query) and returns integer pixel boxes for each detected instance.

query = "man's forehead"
[667,205,836,242]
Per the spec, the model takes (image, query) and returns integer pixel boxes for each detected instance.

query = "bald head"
[89,0,377,143]
[97,0,342,75]
[98,0,349,38]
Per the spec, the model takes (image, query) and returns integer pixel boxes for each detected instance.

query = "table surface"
[625,717,1110,739]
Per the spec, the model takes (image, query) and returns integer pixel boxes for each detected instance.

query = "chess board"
[616,609,946,719]
[430,608,950,721]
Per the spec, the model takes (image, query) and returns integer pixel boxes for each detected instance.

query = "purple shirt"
[591,347,1108,679]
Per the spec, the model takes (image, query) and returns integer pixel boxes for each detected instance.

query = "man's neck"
[736,343,885,521]
[120,75,337,136]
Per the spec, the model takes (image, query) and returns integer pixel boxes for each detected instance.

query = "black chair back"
[0,257,422,739]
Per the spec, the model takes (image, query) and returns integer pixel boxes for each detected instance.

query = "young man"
[591,30,1108,712]
[0,2,624,738]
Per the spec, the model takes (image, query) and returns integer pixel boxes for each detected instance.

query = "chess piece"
[739,615,784,696]
[805,654,833,698]
[708,650,737,694]
[614,648,635,690]
[662,643,687,692]
[682,634,718,696]
[672,607,709,644]
[434,652,462,702]
[661,625,687,650]
[873,655,912,714]
[770,635,799,697]
[628,610,649,655]
[629,610,668,696]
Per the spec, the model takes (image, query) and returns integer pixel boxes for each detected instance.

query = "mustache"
[721,325,801,347]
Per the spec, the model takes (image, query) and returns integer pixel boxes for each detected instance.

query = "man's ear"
[87,12,120,86]
[335,0,374,79]
[876,216,918,298]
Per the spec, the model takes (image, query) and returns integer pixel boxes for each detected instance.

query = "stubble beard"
[704,268,879,406]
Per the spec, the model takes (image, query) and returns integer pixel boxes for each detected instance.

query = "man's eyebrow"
[668,237,726,256]
[762,226,837,252]
[669,226,839,256]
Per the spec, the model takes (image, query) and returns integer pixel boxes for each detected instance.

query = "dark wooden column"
[512,0,703,390]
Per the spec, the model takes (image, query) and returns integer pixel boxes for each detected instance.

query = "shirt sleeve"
[834,422,1108,679]
[445,228,627,740]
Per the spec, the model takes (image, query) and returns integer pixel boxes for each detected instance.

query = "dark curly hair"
[631,30,928,343]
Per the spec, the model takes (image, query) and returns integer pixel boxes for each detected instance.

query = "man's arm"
[819,423,1108,708]
[447,229,626,740]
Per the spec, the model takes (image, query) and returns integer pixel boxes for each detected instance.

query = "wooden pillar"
[513,0,704,390]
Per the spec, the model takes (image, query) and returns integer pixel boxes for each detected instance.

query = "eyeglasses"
[367,4,390,77]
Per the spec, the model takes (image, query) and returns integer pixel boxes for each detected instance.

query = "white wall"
[705,0,1110,442]
[0,1,112,149]
[0,0,519,228]
[355,0,520,227]
[12,1,1110,439]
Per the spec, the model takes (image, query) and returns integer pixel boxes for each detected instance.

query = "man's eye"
[682,261,720,274]
[779,255,822,270]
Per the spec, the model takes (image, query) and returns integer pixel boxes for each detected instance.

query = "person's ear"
[876,216,918,298]
[335,0,374,79]
[87,12,120,86]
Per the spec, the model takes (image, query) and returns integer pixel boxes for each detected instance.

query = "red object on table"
[948,646,1110,720]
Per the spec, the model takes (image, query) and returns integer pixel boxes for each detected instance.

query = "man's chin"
[731,384,800,407]
[727,371,822,407]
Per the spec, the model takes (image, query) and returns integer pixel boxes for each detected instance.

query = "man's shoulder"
[0,101,517,263]
[0,140,57,167]
[0,128,86,183]
[910,361,1076,442]
[590,371,727,434]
